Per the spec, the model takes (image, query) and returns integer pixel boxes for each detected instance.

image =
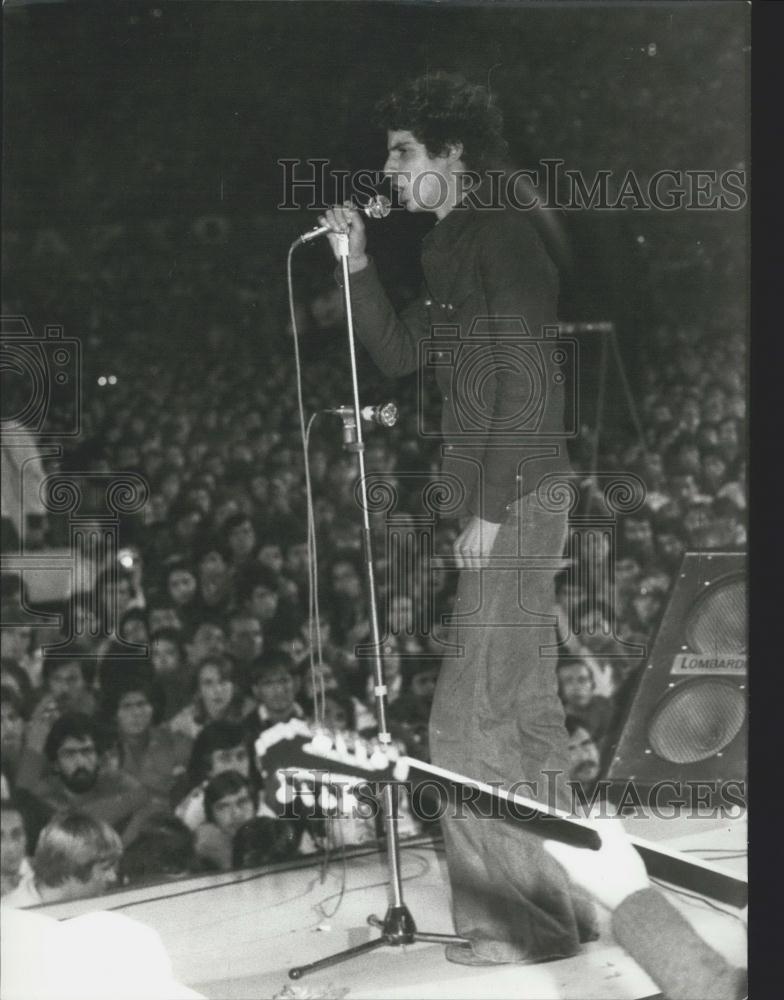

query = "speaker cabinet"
[607,552,746,786]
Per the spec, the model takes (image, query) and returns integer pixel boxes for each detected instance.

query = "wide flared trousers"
[429,492,597,961]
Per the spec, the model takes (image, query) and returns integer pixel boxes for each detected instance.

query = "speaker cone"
[648,678,746,764]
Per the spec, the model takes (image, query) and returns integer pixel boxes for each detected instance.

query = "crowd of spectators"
[1,203,746,906]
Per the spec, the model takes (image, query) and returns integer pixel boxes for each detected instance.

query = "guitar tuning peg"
[334,733,348,760]
[298,782,316,807]
[319,787,337,811]
[310,731,333,755]
[275,774,293,804]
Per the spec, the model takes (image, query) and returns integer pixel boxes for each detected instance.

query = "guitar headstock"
[275,768,364,817]
[255,721,407,784]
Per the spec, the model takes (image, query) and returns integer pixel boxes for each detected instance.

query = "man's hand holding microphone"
[317,202,370,273]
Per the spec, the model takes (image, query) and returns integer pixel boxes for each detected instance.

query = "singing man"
[319,71,595,965]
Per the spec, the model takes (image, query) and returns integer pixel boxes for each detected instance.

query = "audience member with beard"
[15,714,150,841]
[565,716,602,796]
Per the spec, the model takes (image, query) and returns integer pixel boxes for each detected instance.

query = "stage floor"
[19,813,747,1000]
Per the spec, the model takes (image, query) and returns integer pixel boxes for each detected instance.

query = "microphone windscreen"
[364,195,392,220]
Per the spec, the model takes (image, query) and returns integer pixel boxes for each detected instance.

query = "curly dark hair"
[374,71,508,172]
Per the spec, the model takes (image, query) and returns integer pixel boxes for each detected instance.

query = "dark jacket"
[344,194,572,522]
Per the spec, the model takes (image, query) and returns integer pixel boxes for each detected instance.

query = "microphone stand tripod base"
[288,904,467,979]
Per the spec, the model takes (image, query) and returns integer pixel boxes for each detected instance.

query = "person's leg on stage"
[430,492,597,963]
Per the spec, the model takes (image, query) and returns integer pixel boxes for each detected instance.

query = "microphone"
[326,401,399,428]
[298,195,392,244]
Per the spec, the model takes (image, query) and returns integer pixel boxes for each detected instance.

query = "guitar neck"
[258,723,747,910]
[399,756,747,910]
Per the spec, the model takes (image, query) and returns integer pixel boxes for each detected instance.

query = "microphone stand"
[289,234,467,979]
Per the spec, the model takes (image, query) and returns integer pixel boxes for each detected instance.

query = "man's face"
[189,487,212,515]
[48,662,87,711]
[332,562,361,599]
[168,569,197,606]
[121,616,148,647]
[558,665,594,708]
[702,454,727,491]
[285,543,310,581]
[0,625,31,663]
[381,640,402,679]
[109,579,133,619]
[200,571,230,607]
[208,744,250,779]
[200,550,228,577]
[677,444,701,476]
[0,702,25,757]
[212,786,255,838]
[727,393,746,420]
[258,544,284,575]
[615,558,641,589]
[278,636,307,665]
[249,585,278,623]
[228,520,256,559]
[229,617,264,663]
[151,636,181,675]
[679,399,701,433]
[642,452,664,486]
[117,692,154,738]
[198,665,234,718]
[301,617,331,648]
[187,624,226,666]
[149,607,182,633]
[683,506,710,541]
[633,592,662,625]
[410,667,439,702]
[718,418,739,450]
[657,532,685,569]
[384,130,453,214]
[670,474,698,505]
[323,697,349,733]
[303,664,339,699]
[652,403,672,425]
[77,857,119,899]
[55,735,99,793]
[253,667,296,715]
[623,518,654,555]
[567,726,601,784]
[1,808,27,878]
[175,510,202,542]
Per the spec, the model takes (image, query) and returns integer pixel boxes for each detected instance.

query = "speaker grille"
[648,679,746,764]
[685,575,746,654]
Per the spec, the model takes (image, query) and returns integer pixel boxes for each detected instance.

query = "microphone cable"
[286,243,327,727]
